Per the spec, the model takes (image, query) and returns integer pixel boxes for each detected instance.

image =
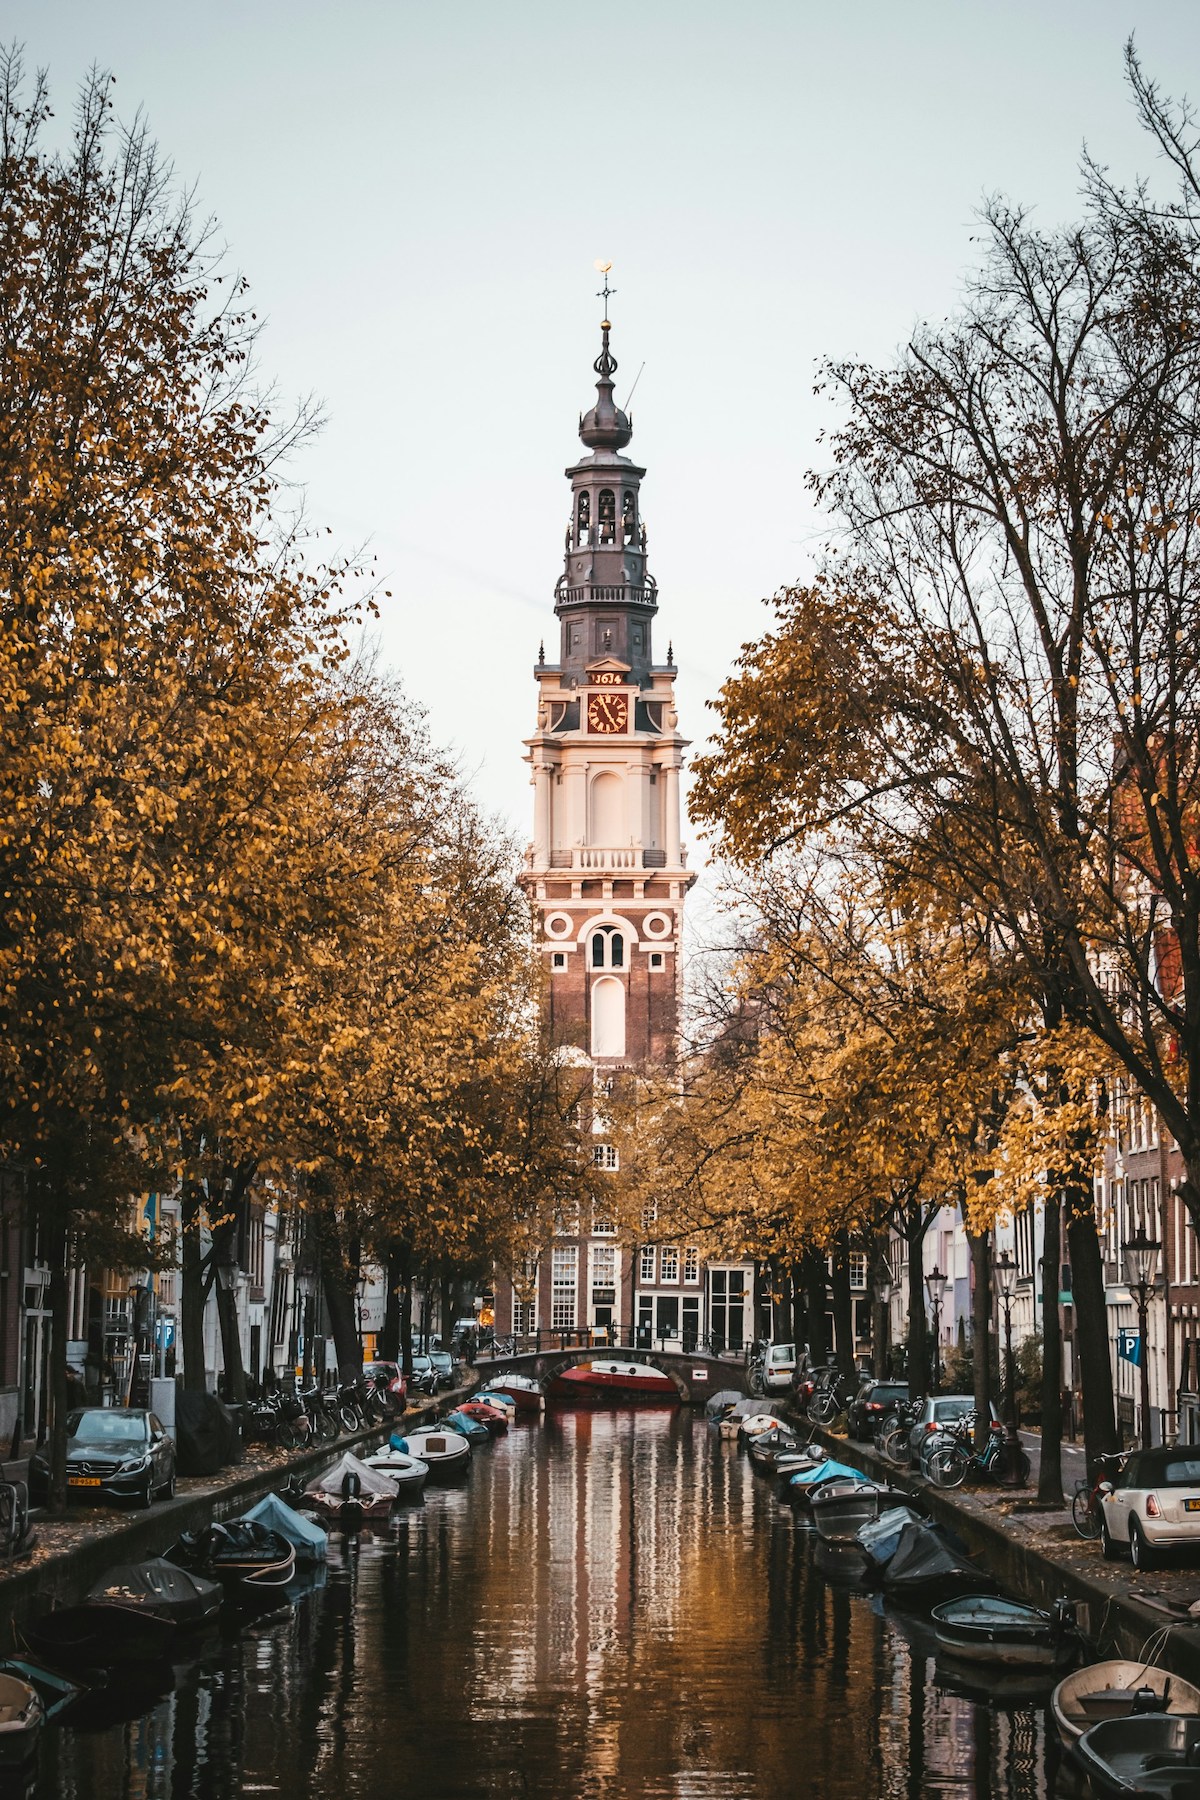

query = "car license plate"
[68,1476,102,1487]
[1186,1498,1200,1512]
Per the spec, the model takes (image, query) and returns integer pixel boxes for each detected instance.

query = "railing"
[554,584,658,608]
[479,1327,743,1360]
[542,847,673,872]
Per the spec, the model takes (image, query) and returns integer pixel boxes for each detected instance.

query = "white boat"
[1051,1658,1200,1746]
[403,1428,472,1481]
[363,1448,430,1501]
[718,1400,784,1440]
[737,1412,787,1441]
[485,1373,544,1415]
[0,1672,42,1768]
[472,1390,518,1421]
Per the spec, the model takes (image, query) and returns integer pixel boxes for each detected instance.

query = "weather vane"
[594,258,615,322]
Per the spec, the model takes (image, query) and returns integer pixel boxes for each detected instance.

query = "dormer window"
[591,925,624,969]
[598,489,616,544]
[576,491,591,543]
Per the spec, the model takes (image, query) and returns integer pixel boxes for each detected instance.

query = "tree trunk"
[831,1233,856,1379]
[789,1262,806,1351]
[439,1270,454,1350]
[210,1216,247,1405]
[1067,1203,1119,1469]
[1038,1192,1064,1507]
[968,1223,993,1455]
[399,1251,414,1379]
[180,1183,207,1392]
[381,1246,402,1361]
[45,1200,70,1514]
[871,1227,891,1380]
[322,1260,362,1383]
[802,1248,828,1366]
[905,1207,929,1397]
[777,1267,794,1344]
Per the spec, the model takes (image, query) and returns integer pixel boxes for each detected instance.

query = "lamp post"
[925,1265,944,1393]
[993,1249,1021,1451]
[1124,1226,1161,1450]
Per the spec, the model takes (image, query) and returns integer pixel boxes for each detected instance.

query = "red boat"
[484,1375,544,1414]
[456,1401,508,1434]
[547,1361,678,1403]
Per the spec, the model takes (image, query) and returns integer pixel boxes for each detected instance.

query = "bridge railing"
[479,1327,746,1361]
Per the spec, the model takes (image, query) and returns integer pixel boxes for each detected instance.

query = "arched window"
[591,975,626,1058]
[622,491,636,544]
[576,491,590,543]
[590,925,624,969]
[598,489,616,544]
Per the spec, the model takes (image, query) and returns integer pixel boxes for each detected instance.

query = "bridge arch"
[477,1346,749,1406]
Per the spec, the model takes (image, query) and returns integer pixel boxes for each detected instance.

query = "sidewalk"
[806,1418,1200,1682]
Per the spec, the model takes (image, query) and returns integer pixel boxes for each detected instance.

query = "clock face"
[587,691,629,735]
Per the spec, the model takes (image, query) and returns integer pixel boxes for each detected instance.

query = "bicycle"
[926,1418,1031,1489]
[808,1368,858,1427]
[878,1399,923,1466]
[1071,1452,1129,1539]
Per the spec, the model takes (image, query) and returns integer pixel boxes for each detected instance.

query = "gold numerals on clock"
[591,671,622,686]
[587,691,629,734]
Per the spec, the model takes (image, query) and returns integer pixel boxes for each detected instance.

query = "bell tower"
[519,290,695,1065]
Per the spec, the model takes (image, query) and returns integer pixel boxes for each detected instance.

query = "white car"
[1101,1447,1200,1570]
[761,1343,797,1395]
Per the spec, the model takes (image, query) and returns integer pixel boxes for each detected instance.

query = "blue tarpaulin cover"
[788,1459,859,1489]
[241,1493,328,1564]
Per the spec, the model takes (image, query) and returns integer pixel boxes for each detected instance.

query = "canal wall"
[803,1421,1200,1683]
[0,1384,473,1647]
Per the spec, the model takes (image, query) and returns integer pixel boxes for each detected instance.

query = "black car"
[28,1407,176,1508]
[847,1380,909,1442]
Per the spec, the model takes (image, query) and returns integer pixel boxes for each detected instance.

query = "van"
[763,1342,797,1394]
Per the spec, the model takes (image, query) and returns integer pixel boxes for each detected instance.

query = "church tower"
[519,303,695,1064]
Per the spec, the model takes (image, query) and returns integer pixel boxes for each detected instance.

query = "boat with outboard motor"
[238,1494,328,1565]
[1073,1713,1200,1796]
[363,1443,429,1500]
[857,1503,926,1573]
[785,1459,863,1508]
[169,1519,298,1595]
[1052,1659,1200,1747]
[86,1556,222,1627]
[304,1452,396,1524]
[746,1426,806,1473]
[718,1399,785,1440]
[547,1361,678,1403]
[455,1400,509,1434]
[931,1595,1079,1670]
[811,1481,885,1542]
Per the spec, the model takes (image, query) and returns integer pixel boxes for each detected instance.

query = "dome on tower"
[579,323,632,451]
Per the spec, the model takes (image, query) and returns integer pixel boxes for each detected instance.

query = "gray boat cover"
[857,1505,919,1569]
[882,1519,991,1595]
[305,1452,395,1499]
[704,1390,744,1420]
[241,1494,327,1564]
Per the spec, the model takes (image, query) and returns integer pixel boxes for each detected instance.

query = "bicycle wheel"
[1072,1483,1101,1538]
[338,1403,360,1433]
[276,1419,298,1451]
[880,1427,912,1466]
[927,1446,968,1489]
[317,1409,339,1442]
[809,1393,837,1426]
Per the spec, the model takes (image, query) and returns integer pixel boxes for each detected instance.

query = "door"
[655,1296,679,1343]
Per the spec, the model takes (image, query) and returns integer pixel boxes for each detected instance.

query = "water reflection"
[32,1409,1052,1798]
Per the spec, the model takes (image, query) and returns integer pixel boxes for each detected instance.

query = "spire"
[579,261,632,452]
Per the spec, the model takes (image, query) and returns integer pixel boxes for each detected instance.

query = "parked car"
[847,1379,909,1442]
[760,1343,798,1395]
[1100,1447,1200,1570]
[429,1351,455,1389]
[363,1360,407,1404]
[908,1394,999,1460]
[28,1407,176,1508]
[408,1354,438,1396]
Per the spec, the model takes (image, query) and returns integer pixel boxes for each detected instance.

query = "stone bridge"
[476,1345,750,1405]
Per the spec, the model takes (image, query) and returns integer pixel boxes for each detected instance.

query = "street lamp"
[925,1265,944,1393]
[993,1249,1022,1454]
[1124,1226,1161,1450]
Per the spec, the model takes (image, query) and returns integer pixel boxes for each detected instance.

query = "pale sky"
[15,2,1199,857]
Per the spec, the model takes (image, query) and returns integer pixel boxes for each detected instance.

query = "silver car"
[1101,1447,1200,1570]
[908,1394,999,1461]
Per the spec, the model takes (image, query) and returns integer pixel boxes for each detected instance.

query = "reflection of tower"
[518,305,695,1070]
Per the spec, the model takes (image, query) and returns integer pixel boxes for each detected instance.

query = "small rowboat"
[170,1521,298,1594]
[473,1391,517,1422]
[364,1446,429,1500]
[455,1401,509,1434]
[0,1672,42,1766]
[403,1428,472,1481]
[718,1400,785,1440]
[705,1390,744,1427]
[811,1481,884,1543]
[304,1453,395,1525]
[932,1595,1079,1670]
[87,1557,222,1627]
[484,1374,544,1415]
[737,1412,788,1442]
[548,1361,678,1403]
[746,1427,805,1473]
[785,1459,862,1508]
[238,1494,328,1565]
[1075,1714,1200,1797]
[1051,1658,1200,1747]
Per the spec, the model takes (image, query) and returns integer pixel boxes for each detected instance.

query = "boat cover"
[306,1452,395,1499]
[725,1399,785,1421]
[933,1595,1049,1634]
[882,1520,991,1597]
[240,1494,328,1564]
[858,1505,920,1569]
[87,1557,221,1617]
[174,1390,242,1476]
[788,1459,860,1489]
[443,1411,490,1441]
[705,1390,744,1420]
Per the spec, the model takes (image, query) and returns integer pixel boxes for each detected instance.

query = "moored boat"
[737,1412,788,1442]
[403,1427,472,1481]
[472,1391,518,1421]
[20,1601,176,1670]
[1074,1713,1200,1796]
[785,1459,862,1508]
[811,1481,884,1542]
[238,1494,328,1565]
[705,1389,744,1427]
[304,1453,395,1525]
[857,1502,926,1572]
[931,1595,1078,1670]
[0,1672,42,1766]
[547,1361,678,1403]
[0,1661,81,1722]
[1052,1658,1200,1747]
[455,1400,509,1434]
[440,1410,491,1444]
[87,1557,222,1627]
[746,1426,805,1473]
[718,1399,785,1440]
[169,1520,298,1594]
[363,1446,429,1501]
[484,1374,544,1414]
[881,1519,995,1610]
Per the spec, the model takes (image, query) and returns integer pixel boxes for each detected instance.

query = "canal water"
[32,1407,1058,1799]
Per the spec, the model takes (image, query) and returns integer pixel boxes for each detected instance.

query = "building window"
[591,1243,616,1298]
[848,1251,866,1291]
[640,1245,656,1283]
[592,1143,619,1171]
[648,951,664,971]
[598,488,616,544]
[551,951,567,971]
[660,1247,679,1283]
[591,975,626,1059]
[552,1246,577,1330]
[592,1210,616,1235]
[591,925,624,969]
[683,1247,700,1284]
[513,1296,537,1335]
